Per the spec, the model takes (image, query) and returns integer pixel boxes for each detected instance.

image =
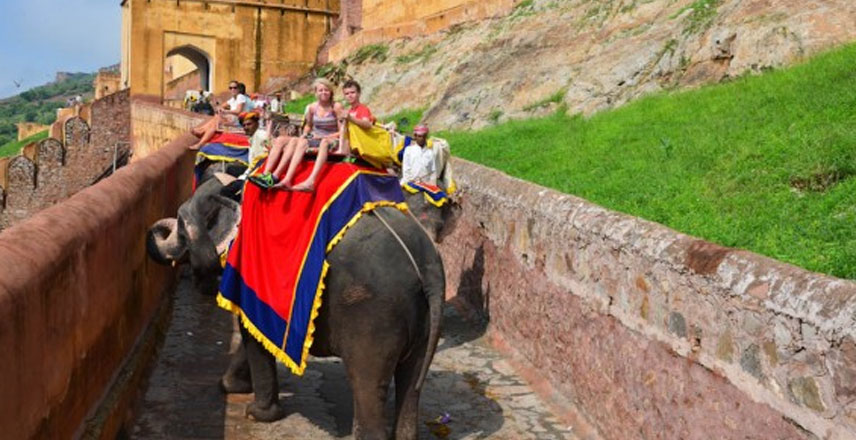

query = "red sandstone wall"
[0,132,197,439]
[439,159,856,440]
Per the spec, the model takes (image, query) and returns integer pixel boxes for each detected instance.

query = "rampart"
[130,99,207,160]
[0,128,197,439]
[16,122,49,141]
[440,159,856,439]
[327,0,516,61]
[0,90,131,230]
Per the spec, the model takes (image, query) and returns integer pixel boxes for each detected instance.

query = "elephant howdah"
[147,157,451,439]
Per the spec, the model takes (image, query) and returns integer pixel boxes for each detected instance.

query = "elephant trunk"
[147,218,188,265]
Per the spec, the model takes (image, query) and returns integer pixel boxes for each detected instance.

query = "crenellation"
[0,90,130,231]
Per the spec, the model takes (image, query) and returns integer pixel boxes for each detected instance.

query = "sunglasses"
[229,86,238,89]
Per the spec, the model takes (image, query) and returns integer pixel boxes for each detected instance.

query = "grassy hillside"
[0,130,49,158]
[0,73,94,150]
[443,44,856,279]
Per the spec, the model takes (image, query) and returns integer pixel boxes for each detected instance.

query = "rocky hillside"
[336,0,856,130]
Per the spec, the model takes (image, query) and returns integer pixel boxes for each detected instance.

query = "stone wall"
[130,99,207,160]
[440,159,856,439]
[16,122,50,141]
[121,0,339,99]
[0,132,197,439]
[327,0,516,61]
[94,71,122,100]
[0,90,132,230]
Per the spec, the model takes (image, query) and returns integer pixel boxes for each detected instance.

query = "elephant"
[147,162,456,440]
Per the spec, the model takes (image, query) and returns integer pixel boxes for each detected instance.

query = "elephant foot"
[220,375,252,394]
[246,401,287,423]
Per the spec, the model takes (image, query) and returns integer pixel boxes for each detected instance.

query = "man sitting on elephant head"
[399,124,455,192]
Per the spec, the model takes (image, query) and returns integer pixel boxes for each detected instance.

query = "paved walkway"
[130,272,576,439]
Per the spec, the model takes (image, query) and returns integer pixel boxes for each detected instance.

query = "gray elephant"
[147,165,455,440]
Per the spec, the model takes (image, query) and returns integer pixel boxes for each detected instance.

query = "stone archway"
[164,44,212,99]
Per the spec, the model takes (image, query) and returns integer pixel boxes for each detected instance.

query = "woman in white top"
[191,80,246,149]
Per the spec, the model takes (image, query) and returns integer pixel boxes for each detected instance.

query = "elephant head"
[147,172,243,295]
[404,190,460,243]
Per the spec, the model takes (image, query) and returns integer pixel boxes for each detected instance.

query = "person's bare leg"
[292,139,329,192]
[263,136,289,175]
[190,115,222,149]
[273,138,308,189]
[191,115,216,136]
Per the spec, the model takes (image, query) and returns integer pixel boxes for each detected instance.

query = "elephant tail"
[416,258,445,391]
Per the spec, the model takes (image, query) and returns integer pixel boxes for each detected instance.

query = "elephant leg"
[220,334,252,394]
[393,340,428,440]
[344,357,395,440]
[240,326,286,422]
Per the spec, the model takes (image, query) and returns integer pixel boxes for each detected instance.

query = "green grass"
[442,44,856,279]
[379,108,425,134]
[0,130,49,158]
[350,43,389,64]
[281,94,316,115]
[395,44,438,64]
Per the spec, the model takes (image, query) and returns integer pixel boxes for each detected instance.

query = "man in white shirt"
[399,125,454,192]
[240,112,270,174]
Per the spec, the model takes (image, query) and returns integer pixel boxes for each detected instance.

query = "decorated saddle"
[194,132,250,188]
[217,159,406,374]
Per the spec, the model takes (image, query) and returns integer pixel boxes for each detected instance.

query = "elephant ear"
[147,217,188,265]
[207,194,241,259]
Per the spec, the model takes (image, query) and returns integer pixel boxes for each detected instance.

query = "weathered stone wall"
[440,159,856,439]
[130,99,207,160]
[327,0,515,61]
[0,90,132,230]
[16,122,49,141]
[94,71,122,100]
[121,0,339,99]
[0,132,197,439]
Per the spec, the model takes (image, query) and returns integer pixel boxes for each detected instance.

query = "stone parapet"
[327,0,516,61]
[0,132,197,439]
[130,100,207,160]
[439,158,856,439]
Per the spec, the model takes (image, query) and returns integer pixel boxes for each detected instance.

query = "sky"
[0,0,120,99]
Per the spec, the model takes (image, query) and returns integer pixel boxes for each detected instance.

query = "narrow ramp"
[130,273,576,439]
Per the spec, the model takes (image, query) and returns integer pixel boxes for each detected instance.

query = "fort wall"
[327,0,517,61]
[16,122,50,141]
[130,99,207,160]
[122,0,339,99]
[439,159,856,439]
[0,90,131,231]
[0,132,197,439]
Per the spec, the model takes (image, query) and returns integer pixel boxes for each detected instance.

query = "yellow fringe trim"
[195,153,250,166]
[402,184,448,207]
[326,201,409,253]
[216,292,307,375]
[423,192,448,208]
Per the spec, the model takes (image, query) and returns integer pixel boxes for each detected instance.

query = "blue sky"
[0,0,120,99]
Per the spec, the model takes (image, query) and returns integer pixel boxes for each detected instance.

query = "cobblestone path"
[130,274,576,439]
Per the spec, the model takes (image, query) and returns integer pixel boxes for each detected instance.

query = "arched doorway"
[163,45,212,106]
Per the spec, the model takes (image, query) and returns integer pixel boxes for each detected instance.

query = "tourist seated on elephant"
[252,77,345,192]
[399,124,455,192]
[191,80,248,149]
[238,110,294,179]
[337,79,376,156]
